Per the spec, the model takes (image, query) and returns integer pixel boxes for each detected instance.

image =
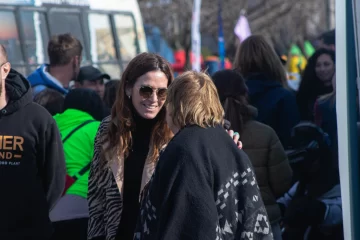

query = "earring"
[127,95,131,99]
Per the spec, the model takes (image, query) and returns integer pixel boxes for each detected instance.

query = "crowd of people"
[0,29,342,240]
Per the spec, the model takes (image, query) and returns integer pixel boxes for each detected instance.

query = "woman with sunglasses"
[88,53,242,240]
[87,53,173,240]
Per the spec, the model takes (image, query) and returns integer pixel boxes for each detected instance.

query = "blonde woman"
[134,71,273,240]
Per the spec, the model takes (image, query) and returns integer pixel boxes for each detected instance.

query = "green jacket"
[54,109,100,198]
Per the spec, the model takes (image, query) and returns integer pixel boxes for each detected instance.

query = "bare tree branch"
[139,0,332,61]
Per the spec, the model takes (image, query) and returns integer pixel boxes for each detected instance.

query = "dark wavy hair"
[103,53,174,165]
[212,70,253,133]
[297,48,335,120]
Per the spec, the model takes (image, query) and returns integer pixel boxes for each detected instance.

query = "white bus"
[0,0,147,78]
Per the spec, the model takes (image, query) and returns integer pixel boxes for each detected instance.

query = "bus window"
[88,13,116,62]
[48,11,87,63]
[114,14,137,62]
[20,11,49,65]
[0,11,24,64]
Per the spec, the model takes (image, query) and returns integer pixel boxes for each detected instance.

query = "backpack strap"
[72,162,91,180]
[62,120,96,143]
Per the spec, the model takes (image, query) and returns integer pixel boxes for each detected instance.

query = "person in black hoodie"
[0,45,66,240]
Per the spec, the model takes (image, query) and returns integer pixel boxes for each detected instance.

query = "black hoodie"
[0,69,66,240]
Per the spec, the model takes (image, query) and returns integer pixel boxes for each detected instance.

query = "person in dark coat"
[213,69,292,240]
[134,71,273,240]
[234,35,300,148]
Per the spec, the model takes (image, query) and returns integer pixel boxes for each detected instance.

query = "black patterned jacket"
[134,125,274,240]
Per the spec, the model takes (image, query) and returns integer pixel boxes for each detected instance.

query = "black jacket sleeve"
[41,121,66,210]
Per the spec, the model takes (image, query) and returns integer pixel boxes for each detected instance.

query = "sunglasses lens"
[157,89,167,99]
[139,86,167,99]
[139,86,153,98]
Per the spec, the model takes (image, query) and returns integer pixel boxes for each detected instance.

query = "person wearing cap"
[74,66,110,99]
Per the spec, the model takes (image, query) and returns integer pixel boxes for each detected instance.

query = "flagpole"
[191,0,202,71]
[218,0,225,70]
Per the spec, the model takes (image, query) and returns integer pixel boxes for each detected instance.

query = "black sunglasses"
[139,86,167,100]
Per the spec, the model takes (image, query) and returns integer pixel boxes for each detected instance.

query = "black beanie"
[64,88,105,121]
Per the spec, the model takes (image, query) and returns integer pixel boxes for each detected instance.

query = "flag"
[304,40,315,58]
[191,0,202,71]
[218,0,225,69]
[234,14,251,43]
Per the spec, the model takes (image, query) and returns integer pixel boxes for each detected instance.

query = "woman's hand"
[226,130,243,149]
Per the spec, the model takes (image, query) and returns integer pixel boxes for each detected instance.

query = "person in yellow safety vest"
[287,54,307,80]
[287,42,315,82]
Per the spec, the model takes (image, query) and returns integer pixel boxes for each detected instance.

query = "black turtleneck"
[116,111,157,240]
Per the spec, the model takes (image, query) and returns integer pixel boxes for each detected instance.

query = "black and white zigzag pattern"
[215,168,271,240]
[87,117,123,240]
[135,166,272,240]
